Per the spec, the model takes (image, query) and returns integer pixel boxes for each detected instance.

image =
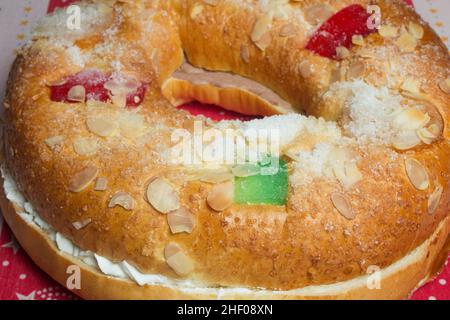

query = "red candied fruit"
[49,70,147,108]
[306,4,377,59]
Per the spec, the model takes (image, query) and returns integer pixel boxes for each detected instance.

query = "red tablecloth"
[0,0,448,301]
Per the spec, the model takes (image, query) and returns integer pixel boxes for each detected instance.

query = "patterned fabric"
[0,0,448,300]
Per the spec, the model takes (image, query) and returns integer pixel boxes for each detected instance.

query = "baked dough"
[2,0,449,299]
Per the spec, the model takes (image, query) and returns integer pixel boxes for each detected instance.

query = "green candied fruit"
[234,157,288,206]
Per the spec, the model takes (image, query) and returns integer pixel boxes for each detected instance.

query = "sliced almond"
[378,25,398,38]
[439,78,450,94]
[298,61,313,78]
[251,14,272,43]
[408,22,424,39]
[279,23,296,37]
[87,117,119,137]
[352,35,364,46]
[346,61,365,80]
[331,193,355,220]
[119,112,145,140]
[146,178,180,214]
[240,44,250,64]
[254,31,272,51]
[207,181,233,211]
[67,85,86,102]
[108,192,134,211]
[333,162,362,190]
[405,158,429,191]
[417,126,438,145]
[232,163,260,177]
[392,130,421,150]
[73,138,98,156]
[396,31,417,52]
[94,177,108,191]
[428,184,443,214]
[167,207,196,234]
[393,109,430,131]
[271,3,290,20]
[69,166,98,193]
[72,219,92,230]
[190,4,204,19]
[45,136,63,150]
[164,243,194,276]
[336,46,350,60]
[304,4,333,25]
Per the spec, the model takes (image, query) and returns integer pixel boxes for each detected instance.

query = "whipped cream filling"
[1,167,437,297]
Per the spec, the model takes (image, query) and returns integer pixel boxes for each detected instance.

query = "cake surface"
[1,0,449,299]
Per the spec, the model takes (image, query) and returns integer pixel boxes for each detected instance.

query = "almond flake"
[73,138,98,156]
[298,61,313,78]
[240,44,250,63]
[190,4,204,19]
[207,181,233,211]
[396,31,417,52]
[254,31,272,51]
[333,161,362,189]
[417,126,438,145]
[336,46,350,60]
[251,14,272,43]
[378,25,398,38]
[45,136,63,150]
[164,243,194,276]
[408,22,424,39]
[94,177,108,191]
[393,109,430,131]
[352,35,364,46]
[67,85,86,102]
[331,193,355,220]
[119,112,145,140]
[279,23,296,37]
[109,192,135,211]
[167,207,196,234]
[405,158,429,191]
[72,219,92,230]
[146,178,180,214]
[428,184,443,214]
[392,130,421,150]
[69,166,99,193]
[87,117,118,137]
[439,78,450,94]
[304,4,333,25]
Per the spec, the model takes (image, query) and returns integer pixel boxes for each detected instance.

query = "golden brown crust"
[1,178,449,300]
[2,0,450,297]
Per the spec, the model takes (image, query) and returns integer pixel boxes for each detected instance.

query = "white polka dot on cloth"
[428,296,437,300]
[438,279,447,286]
[19,274,26,280]
[2,260,9,267]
